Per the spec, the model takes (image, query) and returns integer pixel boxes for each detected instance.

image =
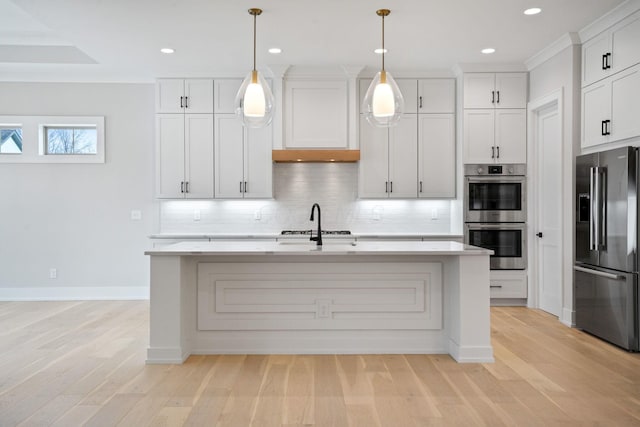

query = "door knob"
[536,232,543,238]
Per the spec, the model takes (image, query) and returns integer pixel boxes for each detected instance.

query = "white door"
[418,114,455,198]
[185,114,214,199]
[463,73,495,109]
[463,109,495,163]
[156,79,184,113]
[215,114,245,199]
[581,80,611,148]
[155,114,185,198]
[495,109,527,163]
[184,79,214,113]
[244,125,273,198]
[610,64,640,142]
[358,115,389,198]
[535,102,562,317]
[494,73,528,109]
[389,114,418,198]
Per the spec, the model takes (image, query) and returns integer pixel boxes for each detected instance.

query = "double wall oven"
[464,164,526,270]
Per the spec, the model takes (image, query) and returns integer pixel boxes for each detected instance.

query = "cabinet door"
[494,73,527,109]
[463,73,495,109]
[215,115,245,199]
[215,79,243,114]
[418,114,455,198]
[156,79,184,113]
[611,11,640,76]
[389,114,418,198]
[582,32,611,87]
[610,64,640,142]
[184,79,214,113]
[359,115,389,198]
[494,109,526,163]
[582,80,611,148]
[156,114,185,198]
[185,114,214,199]
[463,109,495,163]
[244,125,273,198]
[418,79,455,113]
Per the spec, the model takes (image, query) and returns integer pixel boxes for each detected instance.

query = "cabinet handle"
[602,54,607,70]
[181,181,184,193]
[240,182,243,193]
[185,181,189,193]
[185,96,189,108]
[606,52,612,70]
[491,91,495,104]
[601,120,607,136]
[605,119,611,135]
[244,181,247,193]
[180,96,184,108]
[491,146,495,159]
[385,182,388,193]
[390,182,393,193]
[496,146,500,158]
[419,96,423,109]
[420,181,423,193]
[496,91,500,104]
[490,285,503,289]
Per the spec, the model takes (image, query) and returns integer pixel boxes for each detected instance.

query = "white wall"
[0,82,155,300]
[528,44,581,325]
[160,163,454,235]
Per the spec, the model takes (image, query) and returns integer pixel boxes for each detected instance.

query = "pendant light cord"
[381,13,385,72]
[253,12,257,72]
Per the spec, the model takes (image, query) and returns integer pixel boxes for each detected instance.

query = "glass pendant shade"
[362,70,404,127]
[235,69,274,128]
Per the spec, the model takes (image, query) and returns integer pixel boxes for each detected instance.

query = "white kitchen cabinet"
[489,270,527,300]
[582,64,640,148]
[418,114,455,198]
[214,79,243,114]
[215,114,272,199]
[156,79,214,114]
[463,109,526,164]
[582,10,640,87]
[463,73,527,109]
[156,114,214,199]
[418,79,455,113]
[359,114,418,198]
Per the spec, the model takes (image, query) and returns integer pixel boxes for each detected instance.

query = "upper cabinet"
[358,78,455,114]
[463,73,528,109]
[582,10,640,87]
[214,79,243,114]
[156,79,214,114]
[285,79,348,148]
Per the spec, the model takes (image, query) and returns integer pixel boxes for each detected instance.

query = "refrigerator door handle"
[590,167,597,250]
[574,265,624,280]
[599,167,607,250]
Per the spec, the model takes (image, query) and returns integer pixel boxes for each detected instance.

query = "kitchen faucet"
[309,203,322,246]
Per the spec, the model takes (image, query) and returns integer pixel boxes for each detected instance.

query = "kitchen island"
[145,240,494,364]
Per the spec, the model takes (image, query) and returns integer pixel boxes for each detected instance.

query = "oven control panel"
[464,164,526,176]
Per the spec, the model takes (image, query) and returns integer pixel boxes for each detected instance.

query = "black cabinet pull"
[496,146,500,158]
[601,120,607,136]
[536,232,543,238]
[181,181,184,193]
[184,96,189,108]
[602,54,608,70]
[244,181,247,193]
[490,285,503,289]
[420,181,423,193]
[491,146,495,159]
[390,182,393,193]
[491,91,495,104]
[496,91,500,104]
[419,96,423,109]
[240,182,243,193]
[606,52,612,70]
[185,182,189,193]
[180,96,184,108]
[385,182,388,193]
[605,119,611,135]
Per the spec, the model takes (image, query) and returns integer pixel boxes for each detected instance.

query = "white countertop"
[145,240,492,256]
[149,233,464,240]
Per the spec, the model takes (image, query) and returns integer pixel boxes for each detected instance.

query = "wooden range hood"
[272,149,360,163]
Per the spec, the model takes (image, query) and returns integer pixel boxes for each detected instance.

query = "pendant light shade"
[235,8,274,128]
[362,9,404,128]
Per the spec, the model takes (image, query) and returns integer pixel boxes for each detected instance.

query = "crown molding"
[525,33,580,71]
[579,0,640,43]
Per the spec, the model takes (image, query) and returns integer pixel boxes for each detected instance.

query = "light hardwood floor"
[0,301,639,426]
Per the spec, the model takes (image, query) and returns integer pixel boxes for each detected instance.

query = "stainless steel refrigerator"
[575,146,639,351]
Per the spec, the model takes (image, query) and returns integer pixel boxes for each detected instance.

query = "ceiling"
[0,0,626,82]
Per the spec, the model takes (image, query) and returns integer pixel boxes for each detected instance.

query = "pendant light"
[362,9,404,128]
[235,8,274,128]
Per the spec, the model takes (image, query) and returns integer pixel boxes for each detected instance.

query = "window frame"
[0,116,105,164]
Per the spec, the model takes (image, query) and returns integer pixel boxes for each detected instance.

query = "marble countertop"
[149,233,464,240]
[145,240,491,256]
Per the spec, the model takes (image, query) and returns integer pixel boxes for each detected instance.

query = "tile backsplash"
[159,163,455,234]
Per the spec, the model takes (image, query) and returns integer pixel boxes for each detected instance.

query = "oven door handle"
[465,176,525,182]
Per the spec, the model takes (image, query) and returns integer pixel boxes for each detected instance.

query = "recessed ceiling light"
[160,48,175,54]
[374,48,388,54]
[524,7,542,15]
[481,48,496,54]
[268,47,282,54]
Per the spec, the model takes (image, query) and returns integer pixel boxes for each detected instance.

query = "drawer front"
[490,275,527,298]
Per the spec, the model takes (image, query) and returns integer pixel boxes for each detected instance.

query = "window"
[0,125,23,154]
[44,126,98,154]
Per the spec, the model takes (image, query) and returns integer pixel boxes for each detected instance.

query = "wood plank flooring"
[0,301,639,426]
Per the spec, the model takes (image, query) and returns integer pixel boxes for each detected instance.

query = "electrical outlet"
[49,268,57,279]
[373,206,383,221]
[254,210,261,220]
[193,210,201,221]
[317,299,331,318]
[130,210,142,221]
[431,208,439,220]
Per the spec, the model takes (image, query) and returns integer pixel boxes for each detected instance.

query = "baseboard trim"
[0,286,149,301]
[561,307,575,327]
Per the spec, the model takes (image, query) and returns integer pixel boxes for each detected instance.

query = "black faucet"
[309,203,322,246]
